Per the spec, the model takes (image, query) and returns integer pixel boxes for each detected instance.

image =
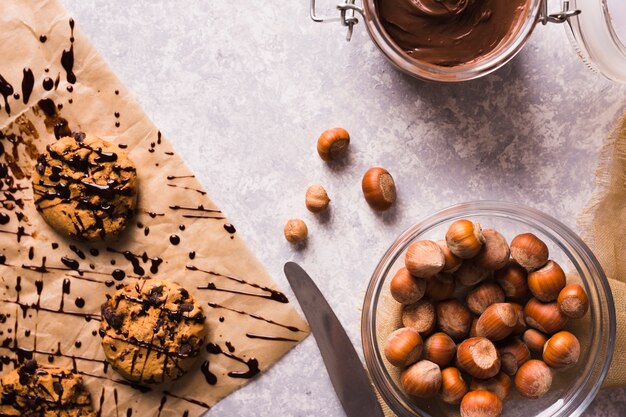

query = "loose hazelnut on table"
[460,390,503,417]
[436,240,462,273]
[405,240,445,278]
[402,298,436,336]
[514,359,552,399]
[494,260,529,300]
[283,218,307,243]
[445,219,484,259]
[384,327,423,367]
[423,332,457,367]
[527,260,566,302]
[400,360,442,398]
[316,127,350,161]
[510,233,549,271]
[457,337,501,379]
[425,273,456,301]
[498,338,531,375]
[455,260,490,286]
[437,299,472,340]
[524,298,568,334]
[305,184,330,213]
[474,229,510,271]
[542,331,580,369]
[361,167,396,211]
[466,282,505,315]
[441,367,468,404]
[470,372,512,401]
[557,283,589,319]
[523,329,548,354]
[390,267,426,304]
[475,303,517,342]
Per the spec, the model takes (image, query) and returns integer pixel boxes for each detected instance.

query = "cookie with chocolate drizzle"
[31,133,138,241]
[0,359,96,416]
[100,279,207,384]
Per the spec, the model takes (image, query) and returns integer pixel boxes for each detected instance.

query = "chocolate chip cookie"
[32,133,138,241]
[0,360,96,416]
[100,279,207,384]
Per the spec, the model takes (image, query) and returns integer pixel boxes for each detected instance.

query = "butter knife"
[284,262,385,417]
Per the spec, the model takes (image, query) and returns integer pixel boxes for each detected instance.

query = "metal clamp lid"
[310,0,363,41]
[540,0,581,24]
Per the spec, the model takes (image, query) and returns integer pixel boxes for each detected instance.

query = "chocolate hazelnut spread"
[377,0,531,66]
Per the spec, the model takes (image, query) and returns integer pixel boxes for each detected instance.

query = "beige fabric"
[0,1,308,416]
[578,112,626,388]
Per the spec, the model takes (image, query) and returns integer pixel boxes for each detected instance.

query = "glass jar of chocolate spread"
[310,0,626,83]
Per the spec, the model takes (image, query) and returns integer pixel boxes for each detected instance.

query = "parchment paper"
[0,1,309,416]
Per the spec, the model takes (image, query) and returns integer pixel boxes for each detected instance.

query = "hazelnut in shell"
[361,167,396,211]
[510,233,549,271]
[542,331,580,369]
[445,219,484,259]
[400,360,442,398]
[436,240,462,273]
[466,282,505,315]
[474,229,510,271]
[475,303,517,342]
[524,298,568,334]
[457,337,501,379]
[499,338,531,375]
[455,261,490,287]
[557,283,589,319]
[283,219,308,243]
[494,261,529,300]
[425,273,456,301]
[514,359,552,399]
[402,298,436,336]
[470,372,512,401]
[441,367,468,404]
[390,267,426,304]
[317,127,349,161]
[523,329,548,354]
[423,332,457,367]
[509,302,527,335]
[305,184,330,213]
[460,390,503,417]
[527,260,566,302]
[437,299,472,341]
[384,327,423,367]
[404,240,445,279]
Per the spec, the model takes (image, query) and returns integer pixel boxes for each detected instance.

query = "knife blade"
[284,262,384,417]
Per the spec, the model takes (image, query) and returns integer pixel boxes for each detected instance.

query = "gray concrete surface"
[61,0,626,415]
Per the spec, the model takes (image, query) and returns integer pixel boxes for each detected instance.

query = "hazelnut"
[509,302,527,335]
[469,317,479,338]
[384,327,423,367]
[400,360,442,398]
[390,267,427,304]
[361,167,396,211]
[460,390,503,417]
[455,261,490,287]
[557,283,589,319]
[514,359,552,399]
[436,240,462,273]
[437,299,472,340]
[425,273,456,301]
[445,220,484,259]
[510,233,549,271]
[474,229,510,271]
[494,261,529,300]
[523,298,568,334]
[404,240,445,278]
[316,127,349,161]
[441,367,468,404]
[527,260,566,302]
[470,372,512,401]
[402,298,436,336]
[523,329,548,354]
[498,338,531,375]
[466,282,505,315]
[283,219,308,243]
[475,303,517,342]
[542,331,580,368]
[305,184,330,213]
[423,332,456,367]
[457,337,501,379]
